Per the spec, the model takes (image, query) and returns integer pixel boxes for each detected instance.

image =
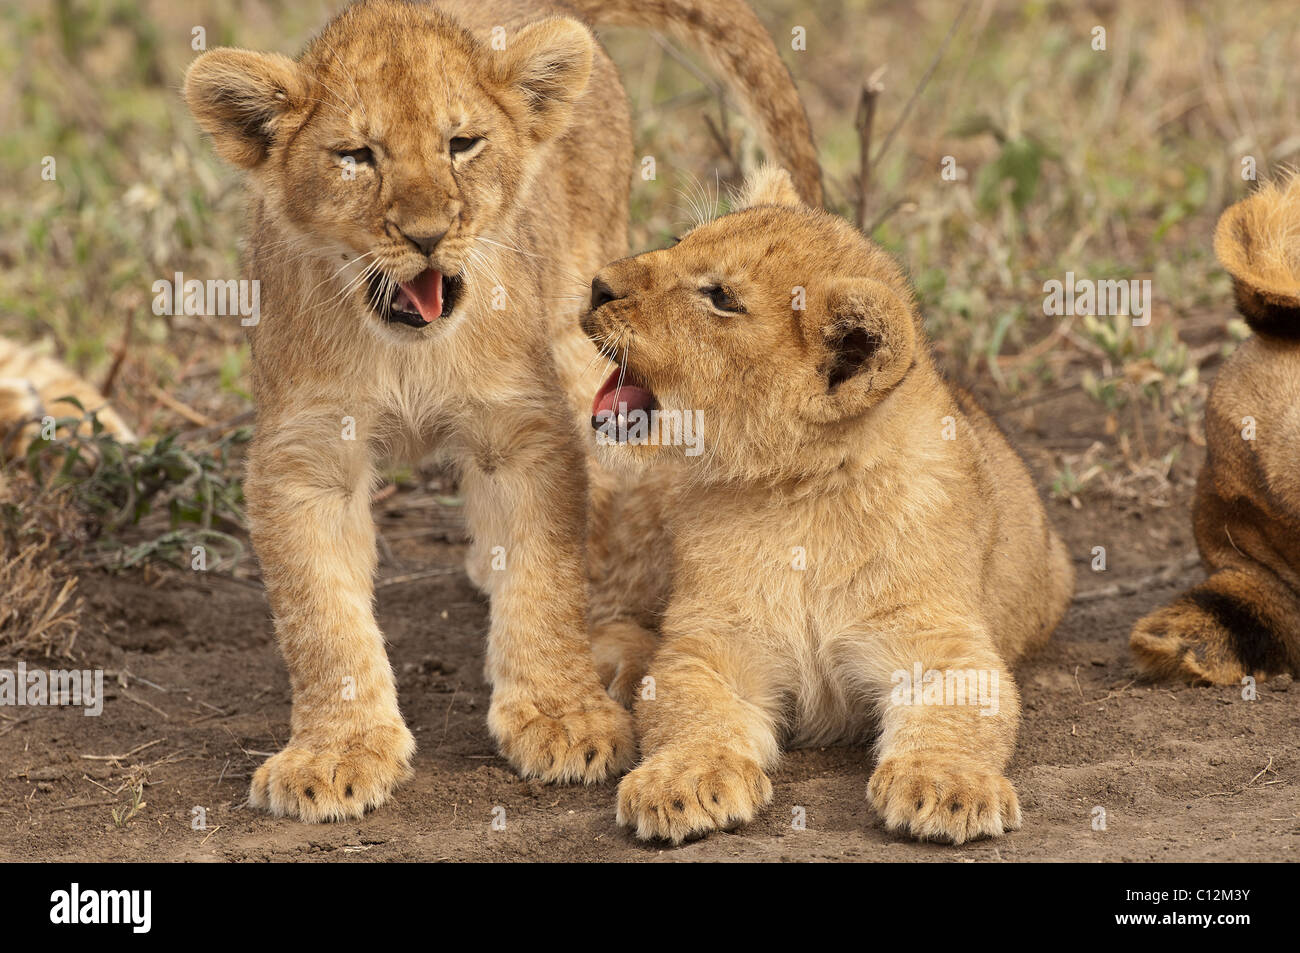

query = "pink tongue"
[399,269,443,323]
[593,367,655,417]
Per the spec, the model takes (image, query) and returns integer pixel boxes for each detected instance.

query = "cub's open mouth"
[368,268,464,327]
[591,366,657,432]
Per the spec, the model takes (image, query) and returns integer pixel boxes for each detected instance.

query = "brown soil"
[2,356,1297,863]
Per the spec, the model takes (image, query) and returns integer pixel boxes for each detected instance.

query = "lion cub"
[0,338,135,457]
[1130,175,1300,683]
[580,167,1074,844]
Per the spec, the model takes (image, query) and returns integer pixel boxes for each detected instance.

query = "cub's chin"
[591,431,667,473]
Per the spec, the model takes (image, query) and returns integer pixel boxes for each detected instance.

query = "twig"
[1197,756,1279,800]
[870,0,976,170]
[865,198,911,235]
[651,33,724,98]
[1089,680,1136,704]
[50,799,118,813]
[993,382,1084,416]
[121,689,169,720]
[0,716,34,738]
[1073,552,1201,602]
[702,112,737,170]
[81,738,164,762]
[148,385,216,428]
[1249,756,1276,786]
[375,567,459,589]
[178,409,255,443]
[854,68,885,228]
[100,309,135,398]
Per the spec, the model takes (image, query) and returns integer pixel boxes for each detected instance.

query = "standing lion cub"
[581,167,1074,844]
[183,0,819,821]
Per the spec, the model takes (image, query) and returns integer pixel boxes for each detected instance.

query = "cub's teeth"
[392,289,416,313]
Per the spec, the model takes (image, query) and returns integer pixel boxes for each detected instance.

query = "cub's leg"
[865,623,1022,844]
[246,412,414,822]
[459,408,634,783]
[589,619,657,708]
[616,629,779,843]
[1130,567,1299,683]
[585,463,671,706]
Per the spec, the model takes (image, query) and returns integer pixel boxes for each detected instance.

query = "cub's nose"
[590,276,622,309]
[408,230,447,256]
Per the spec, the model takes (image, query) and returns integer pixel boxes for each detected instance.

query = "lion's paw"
[868,753,1020,844]
[248,721,415,823]
[616,748,772,844]
[489,685,635,783]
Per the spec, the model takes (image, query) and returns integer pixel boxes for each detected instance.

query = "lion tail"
[565,0,822,207]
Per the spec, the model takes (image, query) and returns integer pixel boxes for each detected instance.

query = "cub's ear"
[493,18,594,140]
[736,165,802,210]
[810,277,916,421]
[184,49,305,169]
[1214,175,1300,340]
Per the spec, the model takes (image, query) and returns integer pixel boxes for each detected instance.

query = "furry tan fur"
[580,167,1074,844]
[182,0,819,821]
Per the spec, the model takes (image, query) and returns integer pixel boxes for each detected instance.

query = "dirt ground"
[2,331,1297,865]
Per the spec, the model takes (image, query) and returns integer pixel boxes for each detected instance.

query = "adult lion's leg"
[460,404,635,783]
[245,411,414,822]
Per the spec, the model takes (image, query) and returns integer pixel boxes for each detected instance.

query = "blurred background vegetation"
[1,0,1298,632]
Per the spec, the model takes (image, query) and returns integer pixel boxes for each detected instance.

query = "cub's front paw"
[868,753,1020,844]
[616,748,772,844]
[489,684,635,783]
[248,721,415,823]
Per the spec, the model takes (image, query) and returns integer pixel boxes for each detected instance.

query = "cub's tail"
[1214,172,1300,340]
[1130,567,1299,684]
[565,0,822,206]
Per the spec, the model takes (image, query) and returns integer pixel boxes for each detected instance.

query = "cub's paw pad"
[616,749,772,844]
[490,689,635,784]
[248,722,415,823]
[868,754,1020,844]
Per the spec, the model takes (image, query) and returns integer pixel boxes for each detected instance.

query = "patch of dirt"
[2,364,1297,862]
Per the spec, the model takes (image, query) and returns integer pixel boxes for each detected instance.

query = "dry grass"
[0,471,86,657]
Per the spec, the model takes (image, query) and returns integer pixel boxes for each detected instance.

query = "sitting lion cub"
[580,167,1074,844]
[1130,175,1300,683]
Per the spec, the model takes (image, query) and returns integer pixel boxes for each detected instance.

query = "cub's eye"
[336,147,374,165]
[703,284,744,313]
[450,136,483,156]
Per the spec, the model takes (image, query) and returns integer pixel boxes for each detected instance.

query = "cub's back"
[953,387,1074,662]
